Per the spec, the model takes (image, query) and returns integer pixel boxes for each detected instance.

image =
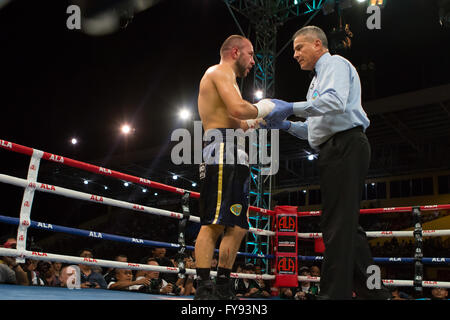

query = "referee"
[263,26,391,300]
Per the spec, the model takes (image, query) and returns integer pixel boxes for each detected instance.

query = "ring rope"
[1,248,449,288]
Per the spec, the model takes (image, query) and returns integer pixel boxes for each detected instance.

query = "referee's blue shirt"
[287,52,370,150]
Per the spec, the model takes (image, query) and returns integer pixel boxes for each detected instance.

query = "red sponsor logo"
[423,230,436,234]
[128,263,140,267]
[30,165,36,171]
[167,267,178,271]
[23,201,30,207]
[381,231,393,235]
[277,257,296,273]
[28,182,36,188]
[423,281,438,285]
[40,184,56,191]
[278,216,296,231]
[32,252,47,257]
[21,220,30,226]
[309,233,321,238]
[382,280,394,284]
[19,235,24,241]
[170,212,181,218]
[83,257,98,263]
[90,195,103,202]
[133,204,144,211]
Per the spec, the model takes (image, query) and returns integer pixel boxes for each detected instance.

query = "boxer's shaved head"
[220,35,251,58]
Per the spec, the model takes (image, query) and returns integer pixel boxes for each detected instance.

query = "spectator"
[37,260,60,286]
[0,238,28,286]
[52,262,62,278]
[175,255,196,296]
[389,287,413,300]
[150,247,178,285]
[234,263,269,298]
[107,268,150,291]
[431,287,448,300]
[135,258,179,295]
[309,265,321,293]
[103,254,128,284]
[294,267,318,300]
[21,258,44,286]
[78,249,107,289]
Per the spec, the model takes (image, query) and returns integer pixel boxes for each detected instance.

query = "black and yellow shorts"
[198,129,250,230]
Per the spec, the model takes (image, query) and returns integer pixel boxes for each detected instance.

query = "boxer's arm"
[211,68,258,119]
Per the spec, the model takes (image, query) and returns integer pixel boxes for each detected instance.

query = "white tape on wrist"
[246,119,265,129]
[254,99,275,118]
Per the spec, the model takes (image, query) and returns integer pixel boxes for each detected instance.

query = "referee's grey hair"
[292,26,328,49]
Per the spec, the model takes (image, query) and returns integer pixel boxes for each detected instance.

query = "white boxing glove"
[246,118,266,129]
[253,99,275,118]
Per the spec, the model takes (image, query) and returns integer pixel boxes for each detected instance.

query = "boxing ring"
[1,138,450,300]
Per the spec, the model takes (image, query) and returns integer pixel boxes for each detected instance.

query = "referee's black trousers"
[317,126,390,300]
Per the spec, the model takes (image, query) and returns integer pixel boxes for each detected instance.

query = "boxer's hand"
[253,99,275,118]
[246,118,266,129]
[264,99,294,122]
[260,119,291,131]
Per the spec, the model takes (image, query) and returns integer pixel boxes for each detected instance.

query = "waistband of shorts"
[203,128,244,148]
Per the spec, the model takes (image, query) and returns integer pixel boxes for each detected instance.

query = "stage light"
[307,154,315,161]
[83,180,89,185]
[179,108,191,120]
[173,175,178,180]
[71,138,78,145]
[124,182,129,187]
[154,192,158,196]
[142,188,147,193]
[192,182,197,187]
[254,90,263,100]
[121,124,131,134]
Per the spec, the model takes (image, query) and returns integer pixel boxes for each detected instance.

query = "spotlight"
[124,182,129,187]
[254,90,263,100]
[173,175,178,180]
[71,138,78,145]
[154,192,158,196]
[178,109,191,120]
[192,182,197,187]
[142,189,147,193]
[307,154,315,161]
[83,180,89,185]
[121,124,131,134]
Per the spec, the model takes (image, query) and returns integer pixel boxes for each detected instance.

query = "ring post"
[412,206,423,297]
[16,149,43,263]
[176,191,191,278]
[273,206,299,293]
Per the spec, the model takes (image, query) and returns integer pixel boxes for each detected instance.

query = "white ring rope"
[1,248,449,288]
